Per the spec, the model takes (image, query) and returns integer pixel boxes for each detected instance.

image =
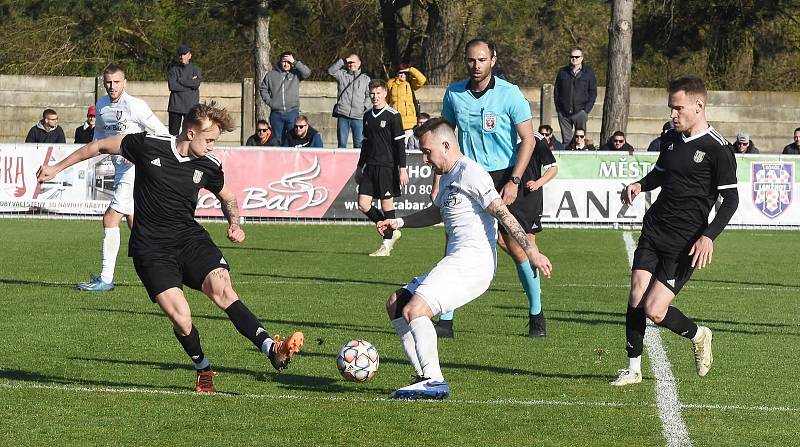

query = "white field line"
[1,381,798,413]
[623,231,691,447]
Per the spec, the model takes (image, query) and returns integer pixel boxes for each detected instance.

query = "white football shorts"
[109,181,134,215]
[404,250,496,316]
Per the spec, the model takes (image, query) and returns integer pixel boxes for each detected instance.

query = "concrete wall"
[2,74,798,152]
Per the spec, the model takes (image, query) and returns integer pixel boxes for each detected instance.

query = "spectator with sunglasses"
[554,46,597,145]
[565,129,596,150]
[731,132,759,154]
[245,119,280,147]
[537,124,564,151]
[284,115,323,148]
[603,130,635,152]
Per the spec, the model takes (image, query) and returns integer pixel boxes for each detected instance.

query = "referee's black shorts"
[489,168,542,234]
[632,230,698,294]
[358,164,401,199]
[132,236,230,302]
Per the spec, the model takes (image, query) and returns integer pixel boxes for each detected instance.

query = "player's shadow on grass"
[223,245,366,257]
[240,272,405,288]
[269,373,395,395]
[0,368,189,393]
[693,278,800,289]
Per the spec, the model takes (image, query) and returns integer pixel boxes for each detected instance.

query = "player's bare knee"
[402,296,433,323]
[644,303,666,323]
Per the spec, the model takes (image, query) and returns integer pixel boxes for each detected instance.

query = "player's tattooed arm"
[487,198,552,278]
[487,199,532,251]
[216,184,245,243]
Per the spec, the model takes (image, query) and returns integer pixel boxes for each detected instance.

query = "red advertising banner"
[194,148,361,218]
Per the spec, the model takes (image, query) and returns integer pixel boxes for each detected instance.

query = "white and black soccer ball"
[336,339,379,382]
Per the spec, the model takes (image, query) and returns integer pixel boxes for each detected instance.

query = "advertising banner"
[2,143,798,227]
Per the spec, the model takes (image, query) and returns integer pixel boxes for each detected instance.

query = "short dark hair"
[256,119,269,127]
[368,79,387,90]
[418,112,431,120]
[612,130,625,138]
[296,114,309,123]
[465,38,497,58]
[42,109,57,118]
[184,101,235,133]
[668,76,707,99]
[102,64,125,78]
[279,51,294,59]
[538,124,553,134]
[794,127,800,133]
[414,117,455,140]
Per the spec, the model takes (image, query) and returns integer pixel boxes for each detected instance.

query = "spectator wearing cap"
[647,121,674,152]
[259,51,311,146]
[603,130,635,152]
[25,108,66,144]
[167,44,202,135]
[386,64,426,135]
[782,127,800,155]
[245,119,280,147]
[74,105,96,144]
[732,132,759,154]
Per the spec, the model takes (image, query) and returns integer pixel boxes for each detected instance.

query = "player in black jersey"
[611,76,739,386]
[356,79,408,257]
[37,102,304,393]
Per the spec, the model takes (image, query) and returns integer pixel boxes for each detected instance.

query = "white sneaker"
[610,368,642,386]
[390,378,450,400]
[369,244,392,257]
[692,326,713,377]
[387,229,402,248]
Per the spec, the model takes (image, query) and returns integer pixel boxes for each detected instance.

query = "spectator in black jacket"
[25,108,66,143]
[782,127,800,155]
[732,132,759,154]
[603,130,635,153]
[284,115,323,148]
[74,105,96,144]
[245,119,280,146]
[647,121,674,152]
[554,46,597,145]
[167,45,202,135]
[564,129,596,150]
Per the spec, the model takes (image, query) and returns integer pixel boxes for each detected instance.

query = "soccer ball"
[336,339,379,382]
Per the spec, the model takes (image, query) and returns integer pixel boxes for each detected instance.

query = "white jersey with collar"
[95,91,169,185]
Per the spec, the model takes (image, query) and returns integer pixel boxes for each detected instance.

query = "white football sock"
[100,227,120,283]
[627,356,642,373]
[391,318,423,376]
[408,316,444,382]
[691,326,705,343]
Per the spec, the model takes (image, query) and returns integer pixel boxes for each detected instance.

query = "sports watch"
[510,176,522,185]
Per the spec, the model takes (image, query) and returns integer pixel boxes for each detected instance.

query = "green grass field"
[1,219,798,446]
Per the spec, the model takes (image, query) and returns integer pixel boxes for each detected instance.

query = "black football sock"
[174,325,209,370]
[657,306,698,339]
[625,305,646,358]
[224,300,271,351]
[383,209,396,239]
[364,206,384,223]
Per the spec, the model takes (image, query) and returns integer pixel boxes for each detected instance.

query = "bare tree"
[421,0,481,85]
[601,0,633,145]
[254,0,271,122]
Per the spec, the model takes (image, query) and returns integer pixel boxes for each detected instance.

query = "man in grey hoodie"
[328,54,371,148]
[167,45,203,135]
[259,52,311,146]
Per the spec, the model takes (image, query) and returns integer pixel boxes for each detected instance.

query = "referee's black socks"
[224,300,271,351]
[657,306,698,339]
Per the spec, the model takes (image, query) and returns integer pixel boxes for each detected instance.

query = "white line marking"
[624,231,692,447]
[1,381,797,413]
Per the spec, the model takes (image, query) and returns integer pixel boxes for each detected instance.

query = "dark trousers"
[169,112,186,135]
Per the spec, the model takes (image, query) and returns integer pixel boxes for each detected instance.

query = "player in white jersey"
[78,64,169,292]
[376,118,552,399]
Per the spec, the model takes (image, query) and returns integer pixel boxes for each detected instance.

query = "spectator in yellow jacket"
[387,64,426,135]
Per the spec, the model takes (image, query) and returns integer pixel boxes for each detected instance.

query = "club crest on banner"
[483,114,496,131]
[193,169,203,184]
[752,162,793,219]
